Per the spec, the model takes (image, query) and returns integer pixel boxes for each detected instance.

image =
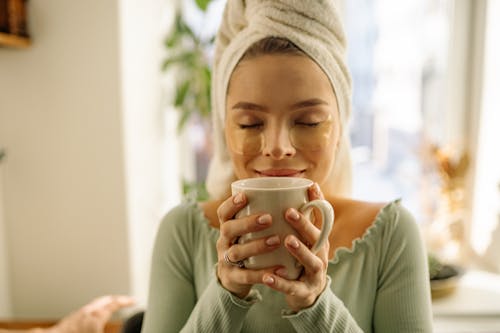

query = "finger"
[261,273,305,298]
[225,234,281,263]
[221,214,272,242]
[227,266,283,286]
[307,183,327,227]
[83,295,135,318]
[285,208,320,247]
[102,295,136,313]
[218,265,283,298]
[82,296,114,313]
[284,235,327,275]
[307,183,324,201]
[217,193,247,222]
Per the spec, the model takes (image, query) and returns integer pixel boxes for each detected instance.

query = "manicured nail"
[233,193,244,205]
[263,276,274,284]
[275,268,287,277]
[287,208,300,221]
[311,183,320,197]
[266,235,280,246]
[257,214,271,225]
[287,237,300,249]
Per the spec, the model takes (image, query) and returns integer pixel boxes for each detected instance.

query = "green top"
[142,200,433,332]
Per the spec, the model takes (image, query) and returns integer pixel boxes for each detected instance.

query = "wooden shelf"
[0,31,30,48]
[0,320,122,333]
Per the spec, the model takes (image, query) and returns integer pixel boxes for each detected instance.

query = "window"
[344,0,454,224]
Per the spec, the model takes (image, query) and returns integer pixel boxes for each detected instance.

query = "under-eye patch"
[226,120,334,156]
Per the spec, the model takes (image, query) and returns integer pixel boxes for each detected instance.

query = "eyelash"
[239,124,263,129]
[239,122,320,129]
[296,122,320,127]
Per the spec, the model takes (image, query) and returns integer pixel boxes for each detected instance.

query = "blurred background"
[0,0,499,329]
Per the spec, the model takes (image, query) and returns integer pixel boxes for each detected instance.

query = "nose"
[262,124,296,159]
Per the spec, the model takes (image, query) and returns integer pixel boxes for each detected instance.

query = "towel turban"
[206,0,353,199]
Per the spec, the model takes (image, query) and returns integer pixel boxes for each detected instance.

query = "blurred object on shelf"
[0,0,8,33]
[429,252,464,299]
[0,0,30,48]
[9,0,25,36]
[421,143,469,265]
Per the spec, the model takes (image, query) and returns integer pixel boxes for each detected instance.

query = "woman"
[142,1,432,332]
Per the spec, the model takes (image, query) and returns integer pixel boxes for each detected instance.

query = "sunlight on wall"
[471,0,500,256]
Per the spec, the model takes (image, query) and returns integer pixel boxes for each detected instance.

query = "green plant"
[162,0,215,133]
[182,179,210,202]
[163,0,215,200]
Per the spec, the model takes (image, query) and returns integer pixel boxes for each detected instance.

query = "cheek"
[290,121,334,151]
[226,124,264,156]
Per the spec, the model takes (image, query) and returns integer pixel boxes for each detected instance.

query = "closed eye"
[296,122,320,127]
[239,123,263,129]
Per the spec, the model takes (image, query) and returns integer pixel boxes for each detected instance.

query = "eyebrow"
[231,98,329,112]
[231,101,267,111]
[291,98,329,109]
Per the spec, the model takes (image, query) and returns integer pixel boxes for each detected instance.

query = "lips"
[257,169,305,177]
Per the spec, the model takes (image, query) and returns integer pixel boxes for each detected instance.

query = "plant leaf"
[164,14,183,48]
[182,179,209,202]
[194,0,211,11]
[177,107,193,134]
[161,52,195,71]
[175,80,191,106]
[164,30,180,49]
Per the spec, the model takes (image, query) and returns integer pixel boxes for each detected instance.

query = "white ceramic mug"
[231,177,334,280]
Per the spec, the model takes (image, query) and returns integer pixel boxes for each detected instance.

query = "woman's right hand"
[216,192,282,298]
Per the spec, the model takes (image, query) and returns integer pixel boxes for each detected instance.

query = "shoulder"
[368,200,426,269]
[374,199,420,240]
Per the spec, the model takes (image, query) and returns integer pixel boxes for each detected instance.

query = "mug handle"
[299,199,334,253]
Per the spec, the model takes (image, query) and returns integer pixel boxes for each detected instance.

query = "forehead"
[227,54,336,106]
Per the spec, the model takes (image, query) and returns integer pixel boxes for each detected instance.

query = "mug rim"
[231,177,313,191]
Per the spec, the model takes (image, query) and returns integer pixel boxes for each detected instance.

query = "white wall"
[118,0,177,307]
[0,0,166,318]
[0,0,176,318]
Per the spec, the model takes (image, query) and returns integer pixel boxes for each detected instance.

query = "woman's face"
[225,54,341,187]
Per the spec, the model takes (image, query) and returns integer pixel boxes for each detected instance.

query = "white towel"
[206,0,353,199]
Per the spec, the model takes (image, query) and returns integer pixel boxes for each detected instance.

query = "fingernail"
[266,235,280,246]
[287,237,300,249]
[287,208,300,221]
[263,276,274,284]
[312,183,320,196]
[233,193,244,205]
[257,214,271,225]
[275,268,287,277]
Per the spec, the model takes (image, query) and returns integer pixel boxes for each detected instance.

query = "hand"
[49,295,135,333]
[216,192,282,298]
[261,183,330,312]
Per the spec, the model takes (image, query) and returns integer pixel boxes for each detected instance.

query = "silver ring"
[223,250,245,268]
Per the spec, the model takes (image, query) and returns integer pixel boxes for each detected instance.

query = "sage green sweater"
[142,200,432,332]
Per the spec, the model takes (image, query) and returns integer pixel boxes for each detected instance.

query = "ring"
[223,250,245,268]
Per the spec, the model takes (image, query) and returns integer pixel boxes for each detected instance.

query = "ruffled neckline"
[330,199,401,264]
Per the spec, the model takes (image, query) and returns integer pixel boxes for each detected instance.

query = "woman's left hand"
[261,183,330,312]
